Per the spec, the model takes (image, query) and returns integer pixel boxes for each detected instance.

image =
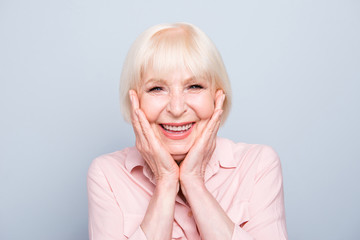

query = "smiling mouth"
[160,122,194,133]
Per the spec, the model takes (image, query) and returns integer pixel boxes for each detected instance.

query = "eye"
[189,84,204,89]
[147,86,163,92]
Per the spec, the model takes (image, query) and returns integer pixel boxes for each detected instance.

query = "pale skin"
[128,70,235,240]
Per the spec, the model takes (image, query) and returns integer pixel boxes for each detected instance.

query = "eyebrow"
[144,76,198,85]
[184,77,198,84]
[144,78,167,85]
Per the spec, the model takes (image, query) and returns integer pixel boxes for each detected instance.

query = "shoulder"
[216,137,281,170]
[87,147,133,179]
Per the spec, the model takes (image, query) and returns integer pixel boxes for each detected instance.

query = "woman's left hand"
[178,90,234,240]
[179,90,225,185]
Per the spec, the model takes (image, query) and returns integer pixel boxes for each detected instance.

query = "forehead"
[141,51,205,80]
[141,67,210,86]
[143,67,192,81]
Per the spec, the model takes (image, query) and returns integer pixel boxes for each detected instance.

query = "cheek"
[186,93,215,119]
[139,95,167,123]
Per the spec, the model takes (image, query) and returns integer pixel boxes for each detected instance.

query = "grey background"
[1,0,359,239]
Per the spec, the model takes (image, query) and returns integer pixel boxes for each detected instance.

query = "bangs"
[139,27,214,85]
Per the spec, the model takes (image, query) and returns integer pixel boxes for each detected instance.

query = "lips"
[161,123,193,132]
[160,122,195,140]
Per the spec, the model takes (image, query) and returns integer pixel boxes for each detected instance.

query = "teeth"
[162,123,193,132]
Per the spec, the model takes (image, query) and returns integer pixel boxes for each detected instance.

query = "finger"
[208,109,223,134]
[129,90,140,124]
[202,112,222,164]
[198,108,223,145]
[134,109,149,144]
[133,113,148,150]
[129,90,140,110]
[128,90,154,142]
[136,108,159,147]
[129,92,140,125]
[208,93,224,131]
[129,91,148,146]
[215,90,225,111]
[210,118,221,141]
[207,89,225,134]
[136,109,176,172]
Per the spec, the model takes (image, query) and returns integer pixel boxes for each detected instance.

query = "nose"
[166,91,187,117]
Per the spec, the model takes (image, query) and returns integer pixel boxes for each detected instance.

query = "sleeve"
[87,158,148,240]
[232,145,288,240]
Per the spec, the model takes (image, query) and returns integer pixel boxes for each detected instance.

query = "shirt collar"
[204,137,237,181]
[124,147,156,184]
[124,137,237,183]
[124,147,144,172]
[215,137,238,168]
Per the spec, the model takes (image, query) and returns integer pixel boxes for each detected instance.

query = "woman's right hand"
[130,90,179,240]
[129,90,179,184]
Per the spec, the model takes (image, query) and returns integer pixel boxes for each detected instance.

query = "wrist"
[180,175,205,192]
[179,176,207,204]
[156,177,179,195]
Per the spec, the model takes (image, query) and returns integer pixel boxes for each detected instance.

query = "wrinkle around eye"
[189,84,204,89]
[186,84,207,94]
[147,86,163,92]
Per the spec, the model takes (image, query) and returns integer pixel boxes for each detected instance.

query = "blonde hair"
[119,22,232,124]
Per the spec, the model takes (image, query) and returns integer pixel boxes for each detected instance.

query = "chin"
[171,153,187,162]
[167,142,192,159]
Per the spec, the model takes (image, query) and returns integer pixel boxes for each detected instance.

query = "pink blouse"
[87,137,288,239]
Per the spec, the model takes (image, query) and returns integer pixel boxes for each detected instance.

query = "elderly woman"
[87,23,288,240]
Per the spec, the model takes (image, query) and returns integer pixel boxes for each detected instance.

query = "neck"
[172,153,186,163]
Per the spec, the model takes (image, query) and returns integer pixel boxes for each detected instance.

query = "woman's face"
[138,68,217,162]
